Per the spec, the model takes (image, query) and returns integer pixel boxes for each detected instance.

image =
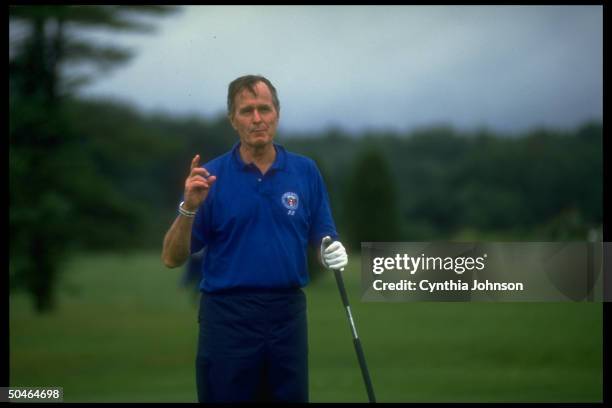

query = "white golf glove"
[320,236,348,270]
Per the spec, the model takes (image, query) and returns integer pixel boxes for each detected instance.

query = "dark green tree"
[342,147,402,251]
[9,5,178,312]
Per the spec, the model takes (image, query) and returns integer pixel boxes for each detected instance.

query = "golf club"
[322,236,376,403]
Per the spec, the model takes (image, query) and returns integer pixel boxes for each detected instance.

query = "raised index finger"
[190,154,200,170]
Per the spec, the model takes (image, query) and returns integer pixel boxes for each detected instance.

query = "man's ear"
[228,114,236,130]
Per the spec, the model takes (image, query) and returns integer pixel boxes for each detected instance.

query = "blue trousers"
[196,288,308,402]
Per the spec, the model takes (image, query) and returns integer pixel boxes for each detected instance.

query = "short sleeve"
[308,162,339,247]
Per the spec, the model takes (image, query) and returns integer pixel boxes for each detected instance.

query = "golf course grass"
[9,251,602,402]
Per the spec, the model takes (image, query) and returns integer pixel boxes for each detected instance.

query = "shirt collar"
[231,142,286,172]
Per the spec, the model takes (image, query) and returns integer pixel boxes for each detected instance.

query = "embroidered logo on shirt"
[281,192,299,215]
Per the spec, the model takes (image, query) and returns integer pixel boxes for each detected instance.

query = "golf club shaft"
[334,269,376,403]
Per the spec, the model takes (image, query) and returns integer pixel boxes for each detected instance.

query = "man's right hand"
[183,154,217,212]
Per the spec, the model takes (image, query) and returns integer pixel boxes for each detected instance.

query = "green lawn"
[10,251,602,402]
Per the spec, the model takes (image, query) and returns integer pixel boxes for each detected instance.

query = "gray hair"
[227,75,280,118]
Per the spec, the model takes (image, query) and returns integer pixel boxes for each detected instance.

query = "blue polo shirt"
[189,142,338,293]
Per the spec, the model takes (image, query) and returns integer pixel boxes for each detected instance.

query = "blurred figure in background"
[180,249,204,302]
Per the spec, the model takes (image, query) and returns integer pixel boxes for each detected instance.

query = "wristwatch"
[178,201,197,217]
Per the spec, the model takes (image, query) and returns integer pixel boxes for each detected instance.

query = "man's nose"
[252,109,262,122]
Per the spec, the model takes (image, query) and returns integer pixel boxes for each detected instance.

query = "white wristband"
[178,201,196,217]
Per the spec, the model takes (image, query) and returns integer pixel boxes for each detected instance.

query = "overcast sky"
[76,5,602,135]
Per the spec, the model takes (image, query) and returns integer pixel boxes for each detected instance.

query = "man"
[161,75,348,402]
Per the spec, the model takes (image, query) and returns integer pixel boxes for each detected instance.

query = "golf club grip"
[333,270,376,403]
[333,270,351,308]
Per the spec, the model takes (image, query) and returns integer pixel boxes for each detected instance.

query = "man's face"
[229,81,279,149]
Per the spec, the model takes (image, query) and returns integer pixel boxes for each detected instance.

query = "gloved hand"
[320,236,348,270]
